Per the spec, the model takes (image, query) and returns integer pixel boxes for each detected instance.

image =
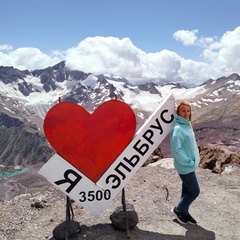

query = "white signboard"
[39,94,175,216]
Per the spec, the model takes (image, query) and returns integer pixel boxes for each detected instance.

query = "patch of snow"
[81,75,98,87]
[4,107,15,114]
[156,85,206,100]
[235,80,240,86]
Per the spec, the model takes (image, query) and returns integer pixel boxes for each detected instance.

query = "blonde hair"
[176,100,192,120]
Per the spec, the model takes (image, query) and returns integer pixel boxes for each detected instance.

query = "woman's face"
[178,104,191,120]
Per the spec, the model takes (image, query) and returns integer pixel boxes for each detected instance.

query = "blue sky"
[1,0,240,85]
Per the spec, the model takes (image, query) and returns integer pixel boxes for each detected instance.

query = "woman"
[170,100,200,225]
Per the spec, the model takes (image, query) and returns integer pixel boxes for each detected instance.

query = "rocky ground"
[0,159,240,240]
[1,115,240,240]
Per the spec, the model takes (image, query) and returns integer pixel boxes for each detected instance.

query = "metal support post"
[65,196,75,240]
[122,188,130,238]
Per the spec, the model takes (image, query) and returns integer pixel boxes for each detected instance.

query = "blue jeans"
[176,171,200,213]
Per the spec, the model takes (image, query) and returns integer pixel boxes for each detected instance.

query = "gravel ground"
[0,159,240,240]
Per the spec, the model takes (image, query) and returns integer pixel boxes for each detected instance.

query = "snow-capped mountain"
[1,61,240,166]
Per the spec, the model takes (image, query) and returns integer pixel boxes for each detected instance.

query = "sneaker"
[186,213,197,225]
[171,207,188,224]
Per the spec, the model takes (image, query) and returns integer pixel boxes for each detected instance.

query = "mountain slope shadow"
[50,223,215,240]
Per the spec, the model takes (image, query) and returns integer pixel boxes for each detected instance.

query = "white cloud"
[65,37,143,78]
[171,26,240,82]
[203,26,240,75]
[173,29,216,48]
[173,29,198,46]
[0,44,13,51]
[0,47,62,70]
[1,27,240,86]
[65,36,183,83]
[65,36,214,85]
[179,59,211,84]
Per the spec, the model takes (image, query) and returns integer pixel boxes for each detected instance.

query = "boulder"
[52,220,80,240]
[110,203,138,231]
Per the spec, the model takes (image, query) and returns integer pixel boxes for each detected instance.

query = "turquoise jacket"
[170,115,200,174]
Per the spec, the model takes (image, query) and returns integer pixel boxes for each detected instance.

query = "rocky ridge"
[0,112,54,166]
[159,115,240,175]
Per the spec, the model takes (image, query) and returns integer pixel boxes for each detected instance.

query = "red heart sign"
[44,100,136,182]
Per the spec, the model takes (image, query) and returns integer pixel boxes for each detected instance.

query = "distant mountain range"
[1,61,240,167]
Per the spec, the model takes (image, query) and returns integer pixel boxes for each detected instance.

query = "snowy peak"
[0,62,240,126]
[193,73,240,106]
